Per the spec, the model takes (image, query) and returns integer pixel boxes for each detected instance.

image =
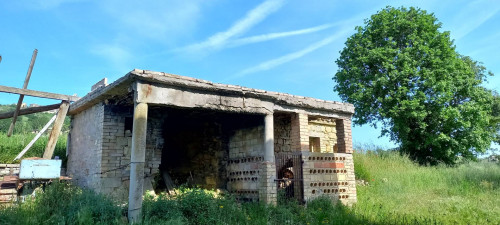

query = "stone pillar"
[291,113,309,151]
[335,118,353,154]
[264,114,274,162]
[128,102,148,223]
[260,113,277,204]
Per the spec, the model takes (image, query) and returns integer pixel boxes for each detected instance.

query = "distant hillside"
[0,104,70,134]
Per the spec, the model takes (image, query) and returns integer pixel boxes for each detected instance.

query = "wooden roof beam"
[0,85,80,102]
[0,103,61,120]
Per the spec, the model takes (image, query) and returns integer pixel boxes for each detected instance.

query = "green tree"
[334,6,496,165]
[492,92,500,145]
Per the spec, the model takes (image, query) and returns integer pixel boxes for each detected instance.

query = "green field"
[1,148,498,224]
[0,104,69,163]
[352,149,500,224]
[0,133,67,164]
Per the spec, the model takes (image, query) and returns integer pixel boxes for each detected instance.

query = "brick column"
[259,161,277,204]
[291,113,309,151]
[335,118,353,154]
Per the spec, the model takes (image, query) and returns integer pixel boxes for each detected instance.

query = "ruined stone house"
[66,69,356,218]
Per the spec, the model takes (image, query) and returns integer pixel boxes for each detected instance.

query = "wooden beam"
[43,101,70,159]
[8,49,37,137]
[13,114,57,161]
[0,85,80,102]
[0,103,61,120]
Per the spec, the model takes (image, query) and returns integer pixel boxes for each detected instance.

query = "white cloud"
[233,28,352,78]
[183,0,285,52]
[451,0,500,40]
[227,23,334,48]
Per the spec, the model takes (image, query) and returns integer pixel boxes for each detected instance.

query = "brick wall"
[0,164,20,203]
[0,164,19,203]
[336,118,353,154]
[302,152,356,205]
[0,164,19,177]
[291,113,309,151]
[259,161,277,204]
[227,125,265,202]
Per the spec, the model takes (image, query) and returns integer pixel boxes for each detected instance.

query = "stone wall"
[302,152,356,205]
[274,114,292,153]
[68,104,164,201]
[67,103,104,191]
[308,118,337,153]
[99,105,163,200]
[161,109,229,190]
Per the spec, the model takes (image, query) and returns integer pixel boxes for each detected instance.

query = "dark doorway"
[159,107,263,190]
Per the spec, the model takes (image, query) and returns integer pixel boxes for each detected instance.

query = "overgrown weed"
[0,182,122,225]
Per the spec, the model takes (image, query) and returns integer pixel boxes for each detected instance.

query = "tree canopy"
[334,6,497,165]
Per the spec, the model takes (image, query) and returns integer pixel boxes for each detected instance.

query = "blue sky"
[1,0,499,149]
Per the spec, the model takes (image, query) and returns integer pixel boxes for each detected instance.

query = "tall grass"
[0,132,67,164]
[0,147,499,224]
[352,147,500,224]
[0,182,122,225]
[142,188,365,225]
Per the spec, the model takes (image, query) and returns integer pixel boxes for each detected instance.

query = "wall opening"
[158,107,263,192]
[309,137,321,152]
[124,116,133,133]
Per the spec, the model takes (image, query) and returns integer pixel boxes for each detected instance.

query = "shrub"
[142,193,186,224]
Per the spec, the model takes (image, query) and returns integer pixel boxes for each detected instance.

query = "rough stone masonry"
[65,69,356,222]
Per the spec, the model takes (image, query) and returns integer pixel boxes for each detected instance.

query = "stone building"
[66,69,356,220]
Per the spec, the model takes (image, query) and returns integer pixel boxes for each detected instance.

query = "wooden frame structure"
[0,50,80,161]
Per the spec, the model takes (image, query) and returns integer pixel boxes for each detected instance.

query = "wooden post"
[14,114,57,161]
[42,101,70,159]
[128,102,148,223]
[7,49,38,137]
